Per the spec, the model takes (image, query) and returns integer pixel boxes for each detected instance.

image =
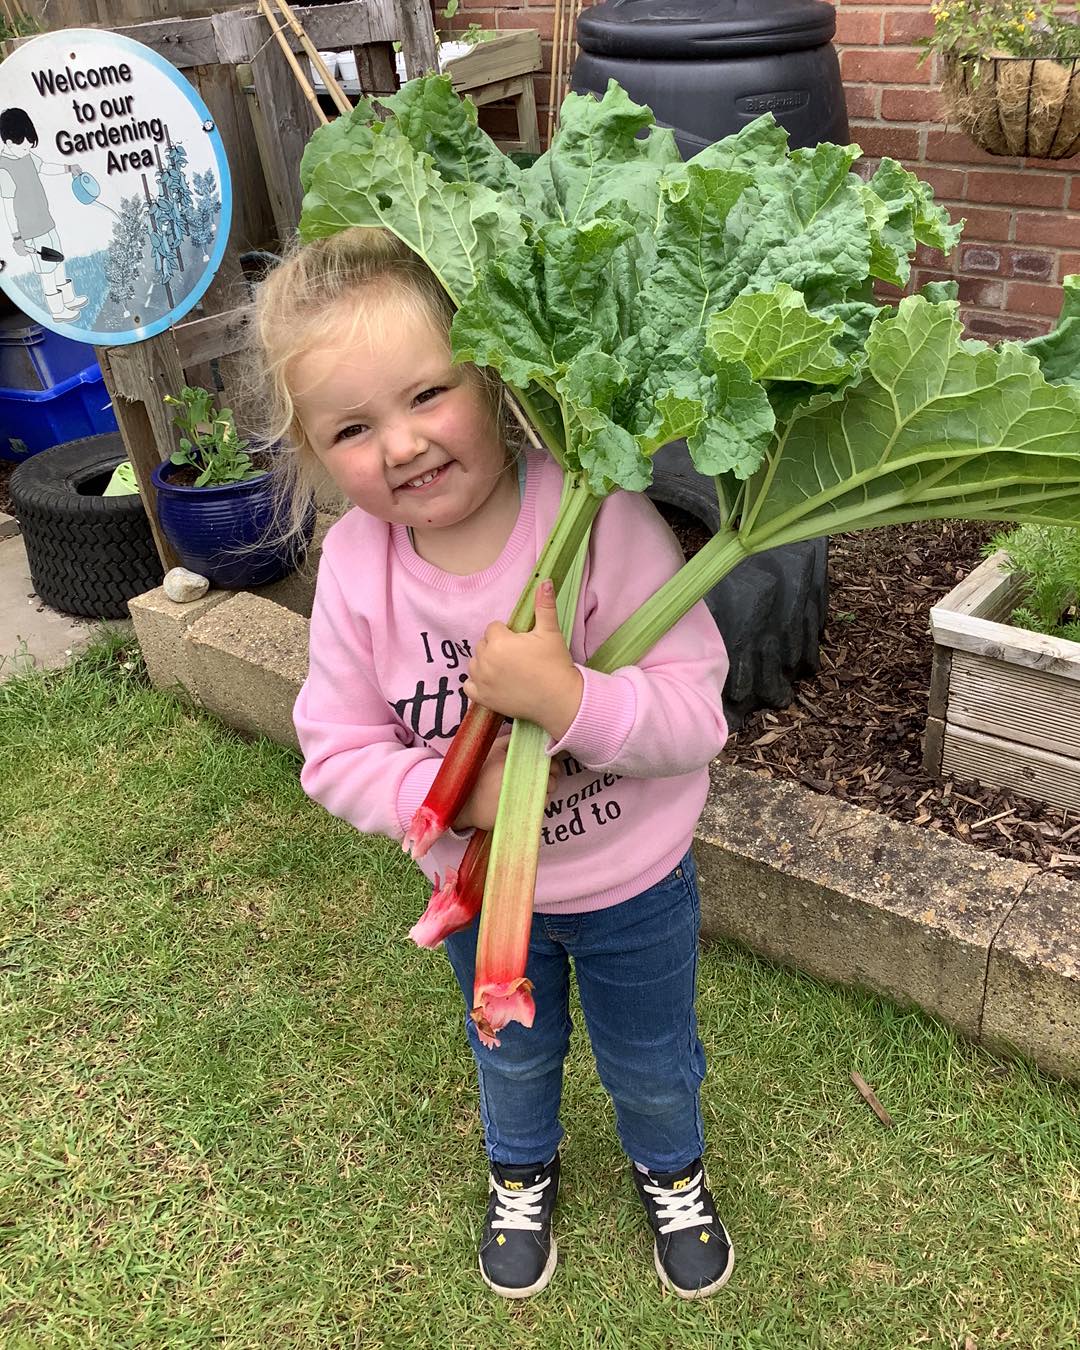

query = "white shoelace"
[490,1174,551,1231]
[643,1169,713,1235]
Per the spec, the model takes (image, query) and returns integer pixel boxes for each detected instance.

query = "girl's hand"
[453,734,562,832]
[462,580,584,742]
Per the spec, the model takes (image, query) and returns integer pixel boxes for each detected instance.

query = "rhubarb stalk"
[409,828,492,948]
[403,475,599,858]
[471,548,589,1047]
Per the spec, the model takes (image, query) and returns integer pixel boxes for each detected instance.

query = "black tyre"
[10,432,163,620]
[647,441,828,728]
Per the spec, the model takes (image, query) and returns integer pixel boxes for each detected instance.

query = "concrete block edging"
[129,578,1080,1085]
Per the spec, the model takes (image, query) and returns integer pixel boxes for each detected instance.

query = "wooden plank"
[394,0,438,77]
[190,62,276,253]
[211,1,397,66]
[941,723,1080,814]
[929,605,1080,680]
[173,306,253,367]
[927,645,952,721]
[447,29,541,93]
[26,0,248,24]
[469,76,526,109]
[354,40,397,97]
[84,4,398,68]
[106,16,220,67]
[245,10,320,242]
[923,714,945,777]
[97,335,187,570]
[947,649,1080,761]
[933,549,1027,622]
[515,71,541,155]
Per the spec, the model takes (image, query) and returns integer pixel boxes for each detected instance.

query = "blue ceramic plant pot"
[151,461,312,590]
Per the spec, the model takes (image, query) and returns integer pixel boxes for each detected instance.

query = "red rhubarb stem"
[408,829,492,948]
[403,477,599,858]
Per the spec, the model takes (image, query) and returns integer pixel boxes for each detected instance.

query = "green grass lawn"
[1,638,1077,1349]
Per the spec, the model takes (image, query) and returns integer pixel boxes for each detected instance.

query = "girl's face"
[291,301,510,540]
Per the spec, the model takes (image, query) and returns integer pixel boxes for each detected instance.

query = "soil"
[661,504,1080,884]
[164,447,272,488]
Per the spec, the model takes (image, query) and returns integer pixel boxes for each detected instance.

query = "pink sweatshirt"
[293,450,729,914]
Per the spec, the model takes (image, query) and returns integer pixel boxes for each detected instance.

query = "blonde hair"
[250,228,515,538]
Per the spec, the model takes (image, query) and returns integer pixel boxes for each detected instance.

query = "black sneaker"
[632,1158,734,1298]
[478,1154,559,1298]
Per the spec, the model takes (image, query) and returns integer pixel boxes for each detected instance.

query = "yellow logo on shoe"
[700,1232,710,1243]
[504,1181,523,1190]
[496,1234,506,1246]
[672,1178,691,1191]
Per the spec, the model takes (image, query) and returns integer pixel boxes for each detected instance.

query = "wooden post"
[395,0,438,78]
[354,41,398,97]
[190,62,276,253]
[215,6,320,240]
[98,334,187,570]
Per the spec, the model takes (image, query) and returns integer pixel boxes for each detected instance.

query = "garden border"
[128,548,1080,1087]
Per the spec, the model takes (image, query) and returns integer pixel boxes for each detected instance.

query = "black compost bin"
[572,0,848,158]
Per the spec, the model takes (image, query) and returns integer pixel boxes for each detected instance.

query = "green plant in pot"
[927,0,1080,158]
[151,385,312,589]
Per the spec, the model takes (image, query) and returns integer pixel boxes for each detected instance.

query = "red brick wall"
[436,0,1077,339]
[837,0,1076,339]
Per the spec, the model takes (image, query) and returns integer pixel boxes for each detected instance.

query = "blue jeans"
[443,850,706,1172]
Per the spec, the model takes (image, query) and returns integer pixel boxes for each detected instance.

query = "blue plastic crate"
[0,316,95,390]
[0,363,118,461]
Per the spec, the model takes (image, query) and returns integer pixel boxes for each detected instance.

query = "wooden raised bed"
[925,550,1080,813]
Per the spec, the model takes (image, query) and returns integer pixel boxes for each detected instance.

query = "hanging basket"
[943,52,1080,158]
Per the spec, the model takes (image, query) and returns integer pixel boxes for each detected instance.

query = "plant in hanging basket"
[926,1,1080,157]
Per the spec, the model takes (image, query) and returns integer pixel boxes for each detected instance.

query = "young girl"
[255,227,733,1301]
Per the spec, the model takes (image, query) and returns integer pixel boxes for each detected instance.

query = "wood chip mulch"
[723,520,1080,884]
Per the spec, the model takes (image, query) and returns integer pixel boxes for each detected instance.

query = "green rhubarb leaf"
[741,296,1080,546]
[451,216,639,386]
[380,75,520,192]
[689,360,776,479]
[705,285,853,384]
[638,389,707,456]
[451,246,556,386]
[538,217,638,359]
[633,164,754,348]
[558,350,651,491]
[726,143,870,302]
[299,100,376,193]
[687,111,791,173]
[919,279,960,304]
[1021,274,1080,384]
[862,158,962,288]
[520,80,680,226]
[300,120,525,306]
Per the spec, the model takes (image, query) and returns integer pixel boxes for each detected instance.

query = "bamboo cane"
[563,0,584,105]
[269,0,354,116]
[257,0,329,126]
[547,0,567,145]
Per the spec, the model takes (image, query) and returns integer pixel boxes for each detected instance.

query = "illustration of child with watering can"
[0,107,89,322]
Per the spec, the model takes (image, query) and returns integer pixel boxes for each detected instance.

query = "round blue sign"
[0,28,233,346]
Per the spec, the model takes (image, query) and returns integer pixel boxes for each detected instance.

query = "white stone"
[163,567,211,603]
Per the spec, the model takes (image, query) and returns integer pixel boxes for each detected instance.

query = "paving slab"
[0,532,126,682]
